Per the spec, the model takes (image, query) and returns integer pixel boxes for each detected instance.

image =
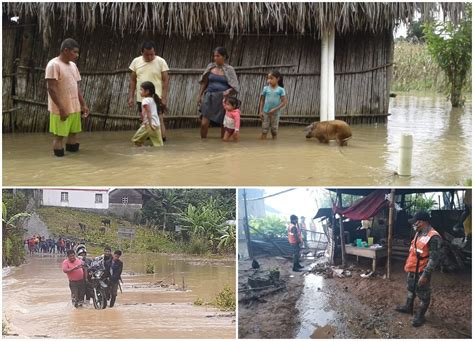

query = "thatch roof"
[3,2,466,38]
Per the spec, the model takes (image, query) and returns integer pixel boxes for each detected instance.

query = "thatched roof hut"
[2,2,466,132]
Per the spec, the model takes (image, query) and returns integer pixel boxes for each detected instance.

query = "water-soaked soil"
[238,256,307,339]
[3,255,236,339]
[238,256,471,339]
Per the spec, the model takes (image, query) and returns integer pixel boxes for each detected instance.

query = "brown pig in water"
[305,120,352,146]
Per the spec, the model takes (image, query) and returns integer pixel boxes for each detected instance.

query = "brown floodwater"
[2,254,235,339]
[2,95,471,186]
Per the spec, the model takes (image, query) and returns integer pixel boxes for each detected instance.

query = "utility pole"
[243,189,253,259]
[387,188,396,279]
[337,190,346,267]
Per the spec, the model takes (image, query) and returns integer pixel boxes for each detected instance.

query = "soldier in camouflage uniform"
[395,211,442,327]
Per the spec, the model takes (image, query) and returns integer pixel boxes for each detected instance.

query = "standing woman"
[197,47,240,138]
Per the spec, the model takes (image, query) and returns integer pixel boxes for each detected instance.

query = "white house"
[42,188,109,209]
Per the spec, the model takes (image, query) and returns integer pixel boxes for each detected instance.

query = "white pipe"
[398,134,413,176]
[327,28,336,121]
[320,30,328,121]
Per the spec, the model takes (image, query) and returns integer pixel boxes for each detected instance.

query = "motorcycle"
[87,259,108,309]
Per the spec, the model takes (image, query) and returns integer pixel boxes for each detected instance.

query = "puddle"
[296,272,338,338]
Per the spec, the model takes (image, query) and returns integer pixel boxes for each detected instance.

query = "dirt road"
[238,256,471,339]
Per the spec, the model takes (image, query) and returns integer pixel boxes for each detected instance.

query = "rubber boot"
[394,297,414,314]
[412,300,430,327]
[65,143,80,152]
[296,264,304,269]
[54,148,65,157]
[109,296,116,308]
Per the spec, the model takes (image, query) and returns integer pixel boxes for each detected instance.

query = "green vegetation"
[2,189,235,259]
[249,215,287,237]
[213,285,236,311]
[177,197,235,254]
[145,262,155,274]
[423,4,471,107]
[2,191,31,266]
[34,190,235,256]
[192,285,236,311]
[393,6,472,102]
[193,297,205,306]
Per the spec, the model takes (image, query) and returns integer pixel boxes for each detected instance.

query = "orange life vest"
[404,227,441,273]
[288,223,302,245]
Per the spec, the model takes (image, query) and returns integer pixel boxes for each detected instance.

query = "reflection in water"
[3,95,471,186]
[296,273,337,339]
[2,256,235,339]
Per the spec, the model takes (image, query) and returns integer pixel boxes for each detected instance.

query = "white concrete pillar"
[320,28,336,122]
[328,28,336,121]
[320,30,329,121]
[398,134,413,176]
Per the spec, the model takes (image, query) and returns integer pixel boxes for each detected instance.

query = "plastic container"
[356,238,362,247]
[368,237,374,246]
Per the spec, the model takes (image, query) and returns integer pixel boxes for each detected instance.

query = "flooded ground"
[238,256,471,339]
[3,255,236,339]
[2,95,471,186]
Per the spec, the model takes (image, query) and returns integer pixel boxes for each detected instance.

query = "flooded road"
[2,255,235,339]
[3,95,471,186]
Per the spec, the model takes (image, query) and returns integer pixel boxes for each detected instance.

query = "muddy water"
[2,95,471,186]
[296,273,339,339]
[2,255,235,339]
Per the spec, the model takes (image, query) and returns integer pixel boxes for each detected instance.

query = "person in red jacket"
[395,211,441,327]
[288,214,304,272]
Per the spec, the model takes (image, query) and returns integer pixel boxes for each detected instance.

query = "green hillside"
[36,207,178,254]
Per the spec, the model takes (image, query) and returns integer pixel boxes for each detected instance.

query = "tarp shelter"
[333,189,390,220]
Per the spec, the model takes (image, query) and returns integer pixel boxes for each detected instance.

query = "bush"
[193,297,205,306]
[145,262,155,274]
[249,215,287,238]
[213,285,236,311]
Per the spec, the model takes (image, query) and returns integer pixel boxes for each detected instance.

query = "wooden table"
[344,245,388,272]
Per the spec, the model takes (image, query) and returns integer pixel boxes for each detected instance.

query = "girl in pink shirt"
[222,96,241,142]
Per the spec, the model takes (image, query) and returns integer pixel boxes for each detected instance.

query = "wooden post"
[243,189,253,259]
[387,188,396,279]
[337,190,346,266]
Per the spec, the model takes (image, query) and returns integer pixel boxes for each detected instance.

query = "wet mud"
[238,256,471,339]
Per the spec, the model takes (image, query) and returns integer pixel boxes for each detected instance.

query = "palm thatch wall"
[2,2,465,133]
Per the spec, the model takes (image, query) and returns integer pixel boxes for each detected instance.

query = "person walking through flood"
[128,41,169,141]
[45,38,89,157]
[258,70,287,140]
[76,245,93,304]
[198,47,240,139]
[395,211,441,327]
[62,249,85,308]
[222,96,241,142]
[105,250,123,308]
[288,214,304,272]
[131,82,164,147]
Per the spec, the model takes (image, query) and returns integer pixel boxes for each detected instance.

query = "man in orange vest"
[395,211,441,327]
[288,214,304,272]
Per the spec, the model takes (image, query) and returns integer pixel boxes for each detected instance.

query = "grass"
[36,207,178,254]
[392,41,472,94]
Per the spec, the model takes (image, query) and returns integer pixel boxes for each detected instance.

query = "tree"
[2,202,30,266]
[423,4,472,107]
[406,20,426,43]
